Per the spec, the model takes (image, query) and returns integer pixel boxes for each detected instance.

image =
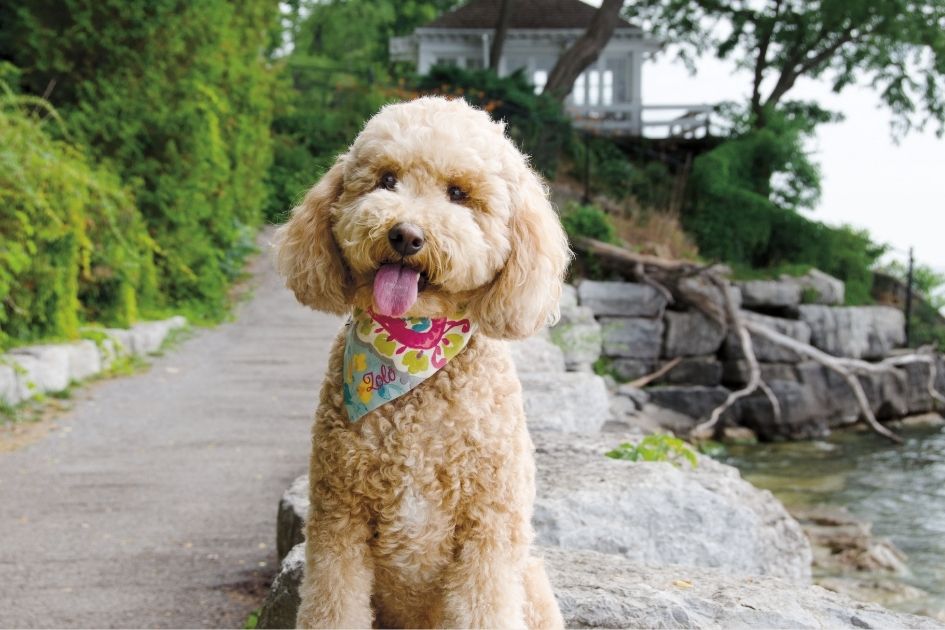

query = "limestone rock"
[8,345,71,395]
[615,383,650,409]
[663,310,726,358]
[520,372,610,433]
[647,386,731,423]
[799,305,905,360]
[577,280,667,318]
[599,317,664,359]
[549,305,601,372]
[0,363,18,405]
[559,283,578,310]
[541,546,940,630]
[531,431,812,582]
[737,379,830,440]
[796,269,845,305]
[260,543,938,630]
[258,543,304,629]
[737,279,802,309]
[65,340,102,382]
[610,358,655,382]
[727,310,813,364]
[657,356,723,387]
[277,475,309,562]
[508,336,566,374]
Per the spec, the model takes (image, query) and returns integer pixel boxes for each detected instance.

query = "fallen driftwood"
[572,237,943,444]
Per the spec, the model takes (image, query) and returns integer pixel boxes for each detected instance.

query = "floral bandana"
[342,308,476,422]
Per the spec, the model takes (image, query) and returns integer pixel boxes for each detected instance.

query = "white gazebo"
[390,0,712,136]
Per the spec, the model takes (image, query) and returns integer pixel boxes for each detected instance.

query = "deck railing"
[567,103,716,138]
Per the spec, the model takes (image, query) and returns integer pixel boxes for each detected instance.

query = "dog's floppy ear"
[275,156,351,315]
[471,165,571,340]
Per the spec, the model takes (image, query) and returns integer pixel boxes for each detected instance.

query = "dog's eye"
[447,185,468,203]
[378,172,397,191]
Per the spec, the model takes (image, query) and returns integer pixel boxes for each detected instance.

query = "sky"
[642,49,945,277]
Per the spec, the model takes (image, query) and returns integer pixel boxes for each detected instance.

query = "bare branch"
[691,276,778,439]
[628,357,682,389]
[743,320,904,444]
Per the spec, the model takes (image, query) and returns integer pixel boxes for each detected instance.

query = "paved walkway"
[0,235,340,628]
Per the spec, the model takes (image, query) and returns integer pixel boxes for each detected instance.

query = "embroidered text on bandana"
[343,308,476,422]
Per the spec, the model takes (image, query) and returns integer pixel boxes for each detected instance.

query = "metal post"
[905,247,915,346]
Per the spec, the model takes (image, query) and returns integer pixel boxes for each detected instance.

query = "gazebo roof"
[425,0,639,31]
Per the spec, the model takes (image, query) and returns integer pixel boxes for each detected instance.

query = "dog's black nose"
[388,223,425,257]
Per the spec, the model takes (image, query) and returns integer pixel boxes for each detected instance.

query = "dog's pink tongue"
[373,264,420,317]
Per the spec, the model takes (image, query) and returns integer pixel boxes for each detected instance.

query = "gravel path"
[0,236,339,628]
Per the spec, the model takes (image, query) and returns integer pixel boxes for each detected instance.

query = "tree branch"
[751,0,784,121]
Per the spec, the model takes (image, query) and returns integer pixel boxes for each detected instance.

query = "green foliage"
[264,0,458,221]
[880,260,945,350]
[1,0,279,322]
[629,0,945,138]
[415,65,573,178]
[606,435,698,468]
[561,202,619,245]
[567,135,635,200]
[685,109,885,304]
[0,95,157,349]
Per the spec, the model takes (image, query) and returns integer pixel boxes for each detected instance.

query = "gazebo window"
[588,70,600,106]
[572,73,586,105]
[602,70,614,106]
[532,70,548,94]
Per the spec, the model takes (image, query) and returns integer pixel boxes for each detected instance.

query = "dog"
[276,96,570,629]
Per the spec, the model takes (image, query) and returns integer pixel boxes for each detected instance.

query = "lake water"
[724,424,945,619]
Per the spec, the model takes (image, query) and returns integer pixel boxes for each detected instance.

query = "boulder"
[609,358,655,382]
[796,362,910,427]
[795,269,845,305]
[519,372,610,433]
[657,356,723,387]
[260,544,938,630]
[663,311,726,358]
[7,345,71,395]
[737,379,830,441]
[737,279,802,309]
[531,432,812,582]
[258,543,304,630]
[0,363,18,405]
[900,360,936,415]
[549,305,601,372]
[130,316,187,354]
[799,305,905,360]
[599,317,664,359]
[277,475,309,562]
[65,340,102,382]
[577,280,667,318]
[542,546,940,630]
[508,336,566,374]
[614,383,650,409]
[647,386,731,423]
[560,283,578,310]
[726,311,813,364]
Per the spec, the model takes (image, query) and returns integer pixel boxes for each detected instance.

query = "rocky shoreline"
[256,332,943,628]
[552,275,945,441]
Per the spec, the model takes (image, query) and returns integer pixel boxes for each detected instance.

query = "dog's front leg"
[295,511,374,629]
[441,514,528,630]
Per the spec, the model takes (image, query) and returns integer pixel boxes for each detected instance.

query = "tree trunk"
[489,0,514,71]
[543,0,624,101]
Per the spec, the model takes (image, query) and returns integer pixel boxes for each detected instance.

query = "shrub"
[685,108,884,304]
[0,1,279,321]
[415,65,573,178]
[0,94,156,349]
[606,435,698,468]
[561,202,619,245]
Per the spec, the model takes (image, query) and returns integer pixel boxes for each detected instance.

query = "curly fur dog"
[276,96,570,629]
